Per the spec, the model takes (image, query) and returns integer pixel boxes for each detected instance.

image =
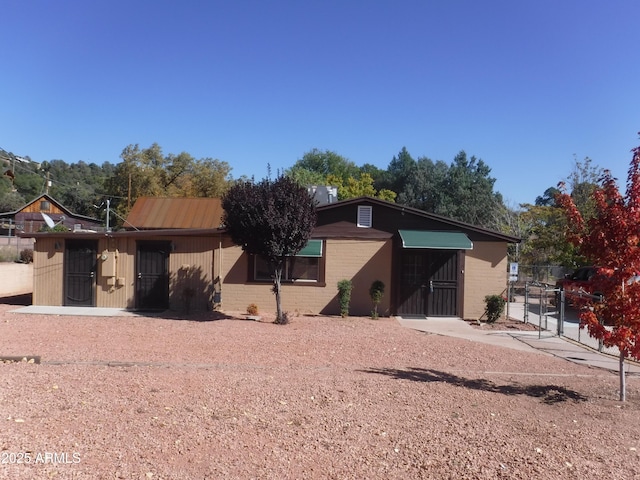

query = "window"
[252,240,325,284]
[357,205,372,228]
[40,200,51,211]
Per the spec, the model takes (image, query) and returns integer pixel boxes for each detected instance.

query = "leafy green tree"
[327,173,396,201]
[106,144,232,224]
[379,147,417,194]
[0,174,16,201]
[439,151,503,227]
[564,156,602,220]
[394,150,503,228]
[514,157,605,270]
[221,176,317,324]
[535,186,561,207]
[359,163,386,185]
[0,190,26,212]
[186,158,232,198]
[105,143,164,220]
[9,158,44,201]
[396,157,449,212]
[289,149,359,183]
[285,166,327,188]
[518,203,579,268]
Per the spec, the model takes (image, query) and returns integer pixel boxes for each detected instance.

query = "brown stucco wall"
[218,238,393,317]
[33,234,215,311]
[33,237,64,305]
[32,231,511,320]
[463,241,509,320]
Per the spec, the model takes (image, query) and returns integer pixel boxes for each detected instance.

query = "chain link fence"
[511,280,620,357]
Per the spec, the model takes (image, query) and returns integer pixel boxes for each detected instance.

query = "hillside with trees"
[2,141,606,272]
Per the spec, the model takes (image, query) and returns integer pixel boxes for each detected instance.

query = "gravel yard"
[1,302,639,479]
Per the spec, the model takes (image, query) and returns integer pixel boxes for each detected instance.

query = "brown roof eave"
[317,196,522,243]
[20,227,225,240]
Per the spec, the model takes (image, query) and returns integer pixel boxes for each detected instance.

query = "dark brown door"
[136,241,170,310]
[398,252,428,317]
[64,240,97,306]
[398,250,459,317]
[426,250,458,316]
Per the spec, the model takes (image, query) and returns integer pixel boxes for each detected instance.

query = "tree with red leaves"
[556,140,640,401]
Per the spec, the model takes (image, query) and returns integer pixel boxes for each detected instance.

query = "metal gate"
[521,282,617,356]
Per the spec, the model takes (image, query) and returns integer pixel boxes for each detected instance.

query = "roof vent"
[357,205,372,228]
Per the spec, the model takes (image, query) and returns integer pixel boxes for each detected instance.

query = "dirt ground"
[1,301,639,479]
[466,315,540,332]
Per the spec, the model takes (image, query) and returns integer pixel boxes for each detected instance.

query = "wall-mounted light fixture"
[54,241,61,250]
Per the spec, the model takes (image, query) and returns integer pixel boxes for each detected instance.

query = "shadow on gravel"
[131,310,238,322]
[0,293,32,305]
[362,367,588,404]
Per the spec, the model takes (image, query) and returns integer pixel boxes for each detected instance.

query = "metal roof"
[125,197,225,229]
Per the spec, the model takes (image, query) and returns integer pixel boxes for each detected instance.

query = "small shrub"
[337,279,353,318]
[369,280,385,319]
[19,249,33,264]
[246,303,259,315]
[484,294,506,323]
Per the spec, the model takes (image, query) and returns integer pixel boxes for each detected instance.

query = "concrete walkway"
[396,309,640,375]
[12,306,138,317]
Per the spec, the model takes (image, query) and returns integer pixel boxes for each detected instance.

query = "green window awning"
[295,239,323,257]
[399,230,473,250]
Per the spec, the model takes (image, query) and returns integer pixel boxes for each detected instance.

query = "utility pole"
[106,198,111,232]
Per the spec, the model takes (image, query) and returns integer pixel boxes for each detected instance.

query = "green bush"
[369,280,385,319]
[19,249,34,264]
[484,294,506,323]
[337,279,353,318]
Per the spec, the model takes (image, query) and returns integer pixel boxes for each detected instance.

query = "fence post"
[524,282,529,324]
[506,281,510,321]
[542,286,548,331]
[559,289,565,336]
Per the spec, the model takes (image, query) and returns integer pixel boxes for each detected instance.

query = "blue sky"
[2,0,639,206]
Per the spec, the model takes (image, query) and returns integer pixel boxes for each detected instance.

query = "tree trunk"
[619,350,626,402]
[273,267,284,324]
